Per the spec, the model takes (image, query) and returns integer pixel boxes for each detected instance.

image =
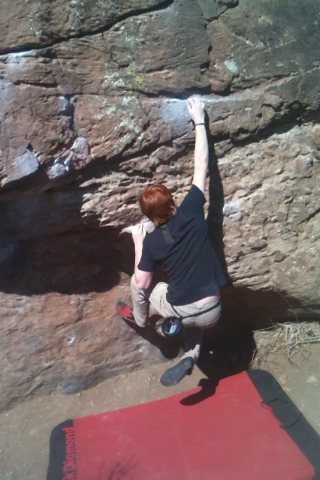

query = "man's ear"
[171,205,177,215]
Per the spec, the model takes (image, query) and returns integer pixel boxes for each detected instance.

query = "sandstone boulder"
[0,0,319,411]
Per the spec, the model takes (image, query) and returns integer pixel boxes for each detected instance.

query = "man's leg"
[148,282,179,336]
[130,274,152,327]
[181,327,204,361]
[160,301,221,386]
[159,327,204,387]
[118,278,172,328]
[180,302,221,361]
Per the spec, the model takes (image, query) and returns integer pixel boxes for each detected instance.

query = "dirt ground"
[0,342,319,480]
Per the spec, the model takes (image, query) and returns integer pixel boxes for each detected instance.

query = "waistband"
[171,299,221,321]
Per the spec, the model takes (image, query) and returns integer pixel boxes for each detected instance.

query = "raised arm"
[187,96,208,194]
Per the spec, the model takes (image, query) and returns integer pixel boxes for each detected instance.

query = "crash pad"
[47,369,320,480]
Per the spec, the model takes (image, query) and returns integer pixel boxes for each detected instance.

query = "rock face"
[0,0,319,411]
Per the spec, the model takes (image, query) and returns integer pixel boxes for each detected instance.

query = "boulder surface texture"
[0,0,319,411]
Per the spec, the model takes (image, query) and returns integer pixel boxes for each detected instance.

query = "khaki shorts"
[149,282,221,329]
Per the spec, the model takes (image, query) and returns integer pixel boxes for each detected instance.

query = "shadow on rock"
[123,316,182,360]
[0,227,131,295]
[179,283,312,407]
[180,328,256,406]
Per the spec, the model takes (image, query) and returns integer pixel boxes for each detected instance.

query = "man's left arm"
[132,224,153,290]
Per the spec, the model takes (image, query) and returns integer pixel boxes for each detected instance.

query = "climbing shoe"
[116,301,135,324]
[160,357,194,386]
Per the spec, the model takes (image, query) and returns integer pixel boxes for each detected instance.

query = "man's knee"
[149,281,168,306]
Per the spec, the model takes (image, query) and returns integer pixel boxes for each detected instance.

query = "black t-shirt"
[138,184,227,306]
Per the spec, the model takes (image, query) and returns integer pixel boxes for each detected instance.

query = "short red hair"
[139,184,175,225]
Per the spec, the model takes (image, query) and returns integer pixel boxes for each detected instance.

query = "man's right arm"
[187,96,209,194]
[132,224,153,290]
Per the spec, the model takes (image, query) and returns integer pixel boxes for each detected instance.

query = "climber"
[117,96,226,386]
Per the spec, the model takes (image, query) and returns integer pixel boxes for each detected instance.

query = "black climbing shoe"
[160,357,194,386]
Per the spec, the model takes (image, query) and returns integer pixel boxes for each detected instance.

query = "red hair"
[139,184,175,225]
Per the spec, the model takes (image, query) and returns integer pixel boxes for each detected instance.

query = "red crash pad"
[47,370,320,480]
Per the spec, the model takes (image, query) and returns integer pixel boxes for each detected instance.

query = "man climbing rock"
[117,96,227,386]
